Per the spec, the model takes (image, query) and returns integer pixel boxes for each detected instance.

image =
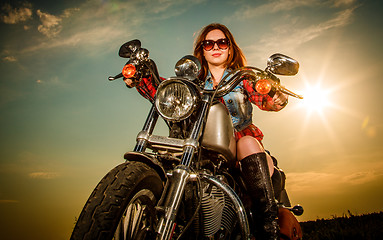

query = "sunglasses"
[202,38,230,51]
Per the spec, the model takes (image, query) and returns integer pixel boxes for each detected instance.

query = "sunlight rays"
[298,83,332,115]
[293,77,348,155]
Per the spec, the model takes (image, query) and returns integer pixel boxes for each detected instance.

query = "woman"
[125,23,288,239]
[194,23,287,240]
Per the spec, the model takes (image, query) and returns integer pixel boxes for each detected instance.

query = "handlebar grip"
[108,73,123,81]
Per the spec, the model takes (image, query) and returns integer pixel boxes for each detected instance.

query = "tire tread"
[71,161,163,240]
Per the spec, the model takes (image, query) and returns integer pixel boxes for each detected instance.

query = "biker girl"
[124,23,289,239]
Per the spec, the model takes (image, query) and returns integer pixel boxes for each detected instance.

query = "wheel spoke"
[114,189,157,240]
[131,204,144,238]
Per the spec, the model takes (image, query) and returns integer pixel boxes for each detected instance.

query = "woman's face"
[203,29,230,68]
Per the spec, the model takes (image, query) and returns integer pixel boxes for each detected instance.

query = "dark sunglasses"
[202,38,230,51]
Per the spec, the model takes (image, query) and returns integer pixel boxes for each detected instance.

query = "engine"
[200,179,237,237]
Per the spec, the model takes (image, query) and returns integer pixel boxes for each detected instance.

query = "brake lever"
[108,73,123,81]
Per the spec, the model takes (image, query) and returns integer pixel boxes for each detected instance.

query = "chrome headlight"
[155,79,199,121]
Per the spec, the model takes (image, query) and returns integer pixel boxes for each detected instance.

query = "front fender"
[124,151,167,181]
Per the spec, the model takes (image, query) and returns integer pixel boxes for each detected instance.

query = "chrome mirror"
[119,39,141,58]
[267,53,299,76]
[175,55,201,80]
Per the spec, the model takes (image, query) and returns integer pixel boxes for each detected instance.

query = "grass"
[300,211,383,240]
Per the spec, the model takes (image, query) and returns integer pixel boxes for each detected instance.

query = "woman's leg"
[236,135,274,175]
[236,136,279,239]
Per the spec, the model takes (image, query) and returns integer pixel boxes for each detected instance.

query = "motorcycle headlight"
[155,79,199,121]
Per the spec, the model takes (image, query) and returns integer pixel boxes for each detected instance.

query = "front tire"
[71,161,164,240]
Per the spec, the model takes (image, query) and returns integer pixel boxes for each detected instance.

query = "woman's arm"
[243,80,288,111]
[123,76,159,103]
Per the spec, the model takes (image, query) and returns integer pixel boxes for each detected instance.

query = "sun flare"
[298,84,332,115]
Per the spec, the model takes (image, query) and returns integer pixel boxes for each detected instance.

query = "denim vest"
[204,69,253,131]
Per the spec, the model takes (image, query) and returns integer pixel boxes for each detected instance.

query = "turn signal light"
[255,79,272,95]
[122,64,136,78]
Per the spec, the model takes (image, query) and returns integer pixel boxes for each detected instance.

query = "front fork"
[154,97,211,240]
[154,167,252,240]
[133,97,212,239]
[155,165,190,240]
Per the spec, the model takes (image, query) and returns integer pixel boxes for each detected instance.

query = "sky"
[0,0,382,239]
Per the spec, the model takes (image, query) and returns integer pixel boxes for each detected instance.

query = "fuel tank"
[201,102,236,163]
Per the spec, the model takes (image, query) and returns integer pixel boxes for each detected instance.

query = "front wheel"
[71,161,164,240]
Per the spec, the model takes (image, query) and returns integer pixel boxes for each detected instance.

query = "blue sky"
[1,0,383,239]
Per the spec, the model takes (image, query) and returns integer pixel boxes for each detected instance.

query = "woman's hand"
[272,91,288,107]
[123,78,136,88]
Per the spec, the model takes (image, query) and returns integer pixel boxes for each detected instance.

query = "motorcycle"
[71,39,304,240]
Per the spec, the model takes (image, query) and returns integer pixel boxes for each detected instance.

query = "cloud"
[248,0,318,18]
[342,171,381,185]
[1,0,207,59]
[287,169,382,194]
[332,0,358,7]
[1,2,79,38]
[61,8,80,18]
[287,171,337,192]
[36,9,62,38]
[271,6,354,45]
[225,0,360,63]
[29,172,60,179]
[33,76,71,88]
[244,4,357,63]
[20,24,126,54]
[35,9,79,38]
[226,0,320,21]
[2,56,17,62]
[17,0,200,53]
[0,3,32,24]
[287,151,383,194]
[145,0,205,15]
[35,7,79,38]
[0,151,67,179]
[227,0,358,20]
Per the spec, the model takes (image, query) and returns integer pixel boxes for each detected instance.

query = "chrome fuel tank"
[201,102,236,163]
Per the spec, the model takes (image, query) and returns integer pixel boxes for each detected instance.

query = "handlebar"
[109,65,303,100]
[109,45,302,100]
[203,67,303,99]
[203,69,257,98]
[278,85,303,99]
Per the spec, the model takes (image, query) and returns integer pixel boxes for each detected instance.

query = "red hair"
[193,23,246,80]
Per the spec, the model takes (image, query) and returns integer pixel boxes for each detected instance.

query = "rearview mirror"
[267,53,299,76]
[174,55,201,80]
[119,39,141,58]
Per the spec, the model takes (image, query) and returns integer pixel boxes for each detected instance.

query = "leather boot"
[240,152,279,240]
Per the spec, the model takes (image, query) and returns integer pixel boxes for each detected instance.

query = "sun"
[293,80,342,148]
[297,83,332,115]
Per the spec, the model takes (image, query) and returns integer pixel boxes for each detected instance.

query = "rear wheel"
[71,161,164,240]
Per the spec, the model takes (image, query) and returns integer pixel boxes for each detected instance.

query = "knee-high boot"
[240,152,279,240]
